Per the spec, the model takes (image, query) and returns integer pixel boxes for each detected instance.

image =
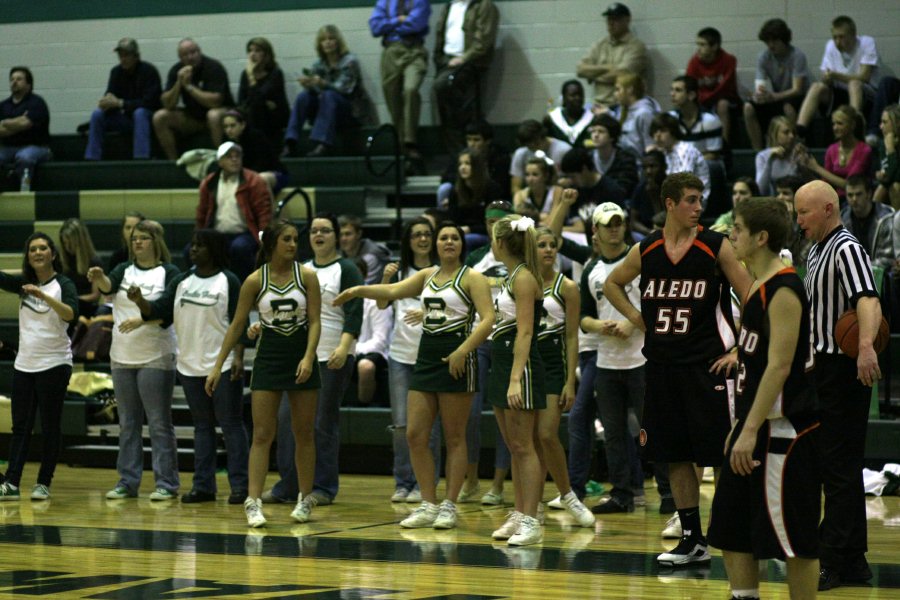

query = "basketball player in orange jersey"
[605,172,752,567]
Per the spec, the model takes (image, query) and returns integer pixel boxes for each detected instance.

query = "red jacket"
[196,168,272,243]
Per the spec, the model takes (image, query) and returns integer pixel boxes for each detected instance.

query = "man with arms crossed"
[707,197,819,600]
[605,172,751,566]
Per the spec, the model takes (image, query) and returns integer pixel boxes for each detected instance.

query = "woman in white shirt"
[89,220,181,501]
[0,233,78,501]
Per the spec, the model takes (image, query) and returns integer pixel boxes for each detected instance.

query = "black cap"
[603,3,631,17]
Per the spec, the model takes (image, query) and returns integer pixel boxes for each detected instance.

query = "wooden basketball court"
[0,465,898,598]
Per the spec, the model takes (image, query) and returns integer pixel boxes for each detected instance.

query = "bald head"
[795,180,840,242]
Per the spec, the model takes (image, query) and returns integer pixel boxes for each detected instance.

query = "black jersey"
[639,227,736,364]
[736,268,817,420]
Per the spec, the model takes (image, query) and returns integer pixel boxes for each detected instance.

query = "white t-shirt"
[304,257,363,361]
[443,0,472,57]
[357,298,393,359]
[820,35,880,90]
[108,262,179,365]
[388,266,427,365]
[214,176,246,234]
[583,254,645,370]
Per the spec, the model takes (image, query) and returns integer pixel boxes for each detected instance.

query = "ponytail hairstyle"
[492,215,541,283]
[256,218,297,268]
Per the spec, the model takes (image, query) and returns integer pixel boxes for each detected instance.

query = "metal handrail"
[276,186,315,260]
[365,123,404,238]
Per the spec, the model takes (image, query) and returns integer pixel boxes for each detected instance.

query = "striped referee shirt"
[805,225,878,354]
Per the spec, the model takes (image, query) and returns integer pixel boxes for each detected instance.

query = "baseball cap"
[113,38,139,54]
[216,141,243,160]
[592,202,626,226]
[485,200,514,219]
[603,3,631,17]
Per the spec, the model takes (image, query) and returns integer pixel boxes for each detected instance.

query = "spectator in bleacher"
[841,175,894,271]
[711,177,760,236]
[743,19,809,152]
[775,174,812,270]
[800,104,873,199]
[576,3,648,111]
[513,156,563,223]
[84,38,161,161]
[304,212,364,505]
[222,110,288,195]
[0,66,51,187]
[380,216,440,502]
[284,25,376,158]
[129,229,249,505]
[338,214,392,284]
[108,211,145,273]
[559,147,626,234]
[545,80,593,148]
[195,142,272,282]
[89,220,181,502]
[509,119,571,197]
[438,120,511,206]
[796,16,881,141]
[649,113,710,208]
[874,104,900,207]
[669,75,723,161]
[686,27,739,146]
[369,0,431,170]
[237,37,290,149]
[353,258,393,406]
[609,71,657,159]
[867,77,900,146]
[449,148,503,249]
[153,39,234,161]
[432,0,499,154]
[589,113,639,197]
[629,149,666,236]
[0,232,77,501]
[755,116,803,196]
[58,218,103,319]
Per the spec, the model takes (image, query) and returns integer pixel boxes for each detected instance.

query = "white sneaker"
[244,497,267,528]
[290,493,317,523]
[661,512,682,539]
[457,484,480,503]
[30,484,50,501]
[657,536,711,566]
[547,495,564,509]
[391,487,409,503]
[492,511,523,540]
[400,501,439,528]
[433,499,458,529]
[480,490,503,505]
[405,488,422,503]
[149,488,177,501]
[508,515,543,546]
[562,491,595,527]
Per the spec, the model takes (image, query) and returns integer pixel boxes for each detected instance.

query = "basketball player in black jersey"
[708,197,820,600]
[605,172,752,567]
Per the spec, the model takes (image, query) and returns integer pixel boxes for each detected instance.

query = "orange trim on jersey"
[777,267,797,276]
[760,282,768,311]
[641,238,665,257]
[693,239,716,259]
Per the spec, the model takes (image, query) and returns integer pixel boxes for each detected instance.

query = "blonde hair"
[766,116,795,147]
[129,219,171,264]
[493,215,541,283]
[58,218,99,276]
[615,70,644,126]
[315,25,350,60]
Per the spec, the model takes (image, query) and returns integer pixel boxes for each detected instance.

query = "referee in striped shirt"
[795,180,881,591]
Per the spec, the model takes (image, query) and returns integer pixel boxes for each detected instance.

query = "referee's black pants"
[813,352,870,570]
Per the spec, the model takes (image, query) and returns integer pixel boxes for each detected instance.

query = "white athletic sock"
[731,589,759,599]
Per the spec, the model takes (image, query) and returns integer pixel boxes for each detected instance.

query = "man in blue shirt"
[369,0,431,168]
[0,66,51,185]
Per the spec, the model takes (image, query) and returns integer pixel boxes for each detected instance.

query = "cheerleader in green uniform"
[334,222,494,530]
[486,215,546,546]
[206,220,321,528]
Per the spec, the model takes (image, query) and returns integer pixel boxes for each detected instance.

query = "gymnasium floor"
[0,466,897,599]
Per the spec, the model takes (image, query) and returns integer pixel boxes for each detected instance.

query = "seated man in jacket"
[195,142,271,281]
[841,174,894,272]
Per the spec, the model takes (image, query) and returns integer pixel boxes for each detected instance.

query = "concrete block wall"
[0,0,897,139]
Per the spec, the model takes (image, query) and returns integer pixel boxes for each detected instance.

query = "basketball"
[835,309,889,358]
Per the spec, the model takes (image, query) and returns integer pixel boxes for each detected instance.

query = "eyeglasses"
[411,231,433,239]
[132,235,153,243]
[309,228,334,235]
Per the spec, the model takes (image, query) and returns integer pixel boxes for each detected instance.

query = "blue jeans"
[85,107,152,160]
[179,372,249,495]
[284,89,354,147]
[224,232,258,283]
[111,367,179,494]
[0,144,51,183]
[6,365,71,488]
[468,342,511,470]
[389,357,442,490]
[313,357,356,500]
[595,365,646,505]
[566,351,598,498]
